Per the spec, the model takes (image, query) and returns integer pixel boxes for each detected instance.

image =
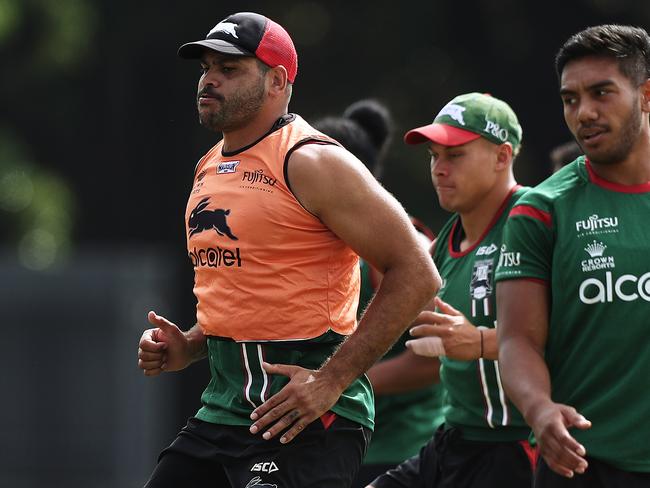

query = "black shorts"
[144,414,370,488]
[371,425,536,488]
[353,463,398,488]
[535,456,650,487]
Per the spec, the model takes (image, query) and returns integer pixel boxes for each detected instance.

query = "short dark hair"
[555,25,650,85]
[256,59,271,76]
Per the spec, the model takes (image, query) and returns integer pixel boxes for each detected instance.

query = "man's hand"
[249,363,344,444]
[407,297,482,360]
[528,401,591,478]
[137,311,195,376]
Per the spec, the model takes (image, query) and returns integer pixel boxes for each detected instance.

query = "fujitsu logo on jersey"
[575,214,619,233]
[497,244,520,268]
[579,271,650,304]
[243,169,277,187]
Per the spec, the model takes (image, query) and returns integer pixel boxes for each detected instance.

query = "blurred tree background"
[1,0,648,486]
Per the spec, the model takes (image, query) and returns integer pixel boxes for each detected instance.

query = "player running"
[496,24,650,487]
[138,12,439,488]
[369,92,536,488]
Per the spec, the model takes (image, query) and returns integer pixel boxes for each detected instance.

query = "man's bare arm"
[249,143,441,442]
[497,279,590,478]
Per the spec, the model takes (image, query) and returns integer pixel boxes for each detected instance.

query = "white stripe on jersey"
[257,344,269,402]
[478,357,495,428]
[494,360,509,426]
[241,343,257,408]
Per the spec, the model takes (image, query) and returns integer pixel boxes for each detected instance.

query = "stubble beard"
[198,79,267,133]
[581,102,643,165]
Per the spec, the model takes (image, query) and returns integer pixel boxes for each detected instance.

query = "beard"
[197,77,266,133]
[580,102,643,165]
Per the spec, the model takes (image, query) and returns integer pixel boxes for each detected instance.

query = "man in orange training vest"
[137,11,440,488]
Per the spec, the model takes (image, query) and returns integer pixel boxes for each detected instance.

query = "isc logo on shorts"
[251,461,279,473]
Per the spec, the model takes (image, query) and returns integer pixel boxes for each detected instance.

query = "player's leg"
[440,437,535,487]
[143,449,230,488]
[369,454,426,488]
[227,413,370,488]
[352,463,401,488]
[145,418,230,488]
[143,417,233,488]
[368,427,443,488]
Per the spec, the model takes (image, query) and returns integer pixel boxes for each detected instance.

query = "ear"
[495,142,513,171]
[267,65,288,96]
[640,78,650,114]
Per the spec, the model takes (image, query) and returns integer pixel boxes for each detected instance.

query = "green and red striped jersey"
[434,186,529,441]
[496,157,650,472]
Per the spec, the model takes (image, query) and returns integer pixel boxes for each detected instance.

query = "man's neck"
[458,178,516,252]
[221,109,288,153]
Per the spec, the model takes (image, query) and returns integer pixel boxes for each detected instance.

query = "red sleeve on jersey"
[509,205,552,228]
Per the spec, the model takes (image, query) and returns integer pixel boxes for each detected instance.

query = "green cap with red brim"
[404,92,522,149]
